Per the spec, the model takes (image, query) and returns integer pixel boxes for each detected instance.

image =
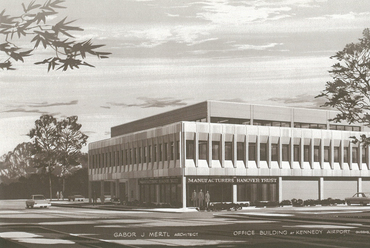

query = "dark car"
[68,194,85,201]
[345,192,370,206]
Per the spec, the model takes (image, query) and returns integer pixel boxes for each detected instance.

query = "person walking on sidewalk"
[191,190,197,207]
[198,189,204,208]
[205,191,210,209]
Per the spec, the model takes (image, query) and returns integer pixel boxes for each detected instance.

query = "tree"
[28,115,59,199]
[55,116,88,193]
[317,28,370,146]
[0,142,36,184]
[28,115,88,199]
[0,0,110,71]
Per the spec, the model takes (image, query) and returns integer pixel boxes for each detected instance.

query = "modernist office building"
[88,101,370,208]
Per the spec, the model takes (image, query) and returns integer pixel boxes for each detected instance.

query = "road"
[1,200,370,247]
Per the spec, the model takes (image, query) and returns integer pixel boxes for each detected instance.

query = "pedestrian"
[56,191,60,200]
[60,191,63,200]
[198,189,204,208]
[205,191,210,208]
[92,190,97,205]
[191,190,197,207]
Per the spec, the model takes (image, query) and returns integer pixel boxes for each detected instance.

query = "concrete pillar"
[88,180,92,203]
[156,184,160,204]
[233,184,237,203]
[115,180,119,199]
[358,178,363,192]
[182,176,187,209]
[100,181,105,203]
[319,177,324,200]
[278,177,283,202]
[110,181,114,198]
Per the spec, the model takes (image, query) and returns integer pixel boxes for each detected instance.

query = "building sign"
[187,177,277,184]
[139,177,180,185]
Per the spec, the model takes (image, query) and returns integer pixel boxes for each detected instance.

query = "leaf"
[0,61,15,70]
[52,17,83,38]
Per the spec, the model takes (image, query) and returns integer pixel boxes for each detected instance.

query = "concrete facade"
[88,101,370,207]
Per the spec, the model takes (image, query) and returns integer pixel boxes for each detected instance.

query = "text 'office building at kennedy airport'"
[88,101,370,208]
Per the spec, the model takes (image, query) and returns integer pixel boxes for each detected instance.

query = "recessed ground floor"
[89,176,369,208]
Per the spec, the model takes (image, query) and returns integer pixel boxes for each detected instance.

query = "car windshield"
[34,195,45,200]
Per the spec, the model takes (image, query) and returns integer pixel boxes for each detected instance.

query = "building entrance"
[186,176,278,207]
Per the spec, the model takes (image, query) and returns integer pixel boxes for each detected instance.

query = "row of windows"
[195,117,361,131]
[186,140,368,164]
[90,141,180,169]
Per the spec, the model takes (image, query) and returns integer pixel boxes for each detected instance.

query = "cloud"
[2,108,48,114]
[195,0,293,25]
[107,97,188,108]
[27,100,78,108]
[269,94,329,109]
[309,11,370,20]
[234,43,283,51]
[125,25,214,48]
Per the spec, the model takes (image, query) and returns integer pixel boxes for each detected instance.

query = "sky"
[1,0,370,155]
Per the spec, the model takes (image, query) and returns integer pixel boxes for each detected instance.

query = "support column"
[278,177,283,202]
[233,184,237,203]
[88,180,92,203]
[100,180,105,204]
[115,180,119,199]
[156,184,160,205]
[358,177,363,192]
[182,176,187,209]
[110,181,114,198]
[319,177,324,200]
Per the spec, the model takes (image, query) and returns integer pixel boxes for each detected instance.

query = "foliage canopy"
[317,28,370,145]
[0,0,110,71]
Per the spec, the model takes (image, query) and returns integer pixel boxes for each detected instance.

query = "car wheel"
[31,205,34,208]
[363,203,367,206]
[26,204,29,209]
[347,201,351,206]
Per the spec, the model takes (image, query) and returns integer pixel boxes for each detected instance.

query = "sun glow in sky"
[1,0,370,155]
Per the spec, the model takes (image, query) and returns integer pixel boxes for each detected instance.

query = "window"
[212,141,220,160]
[282,144,289,161]
[294,145,300,162]
[343,147,349,163]
[133,148,136,164]
[334,147,340,162]
[362,147,367,164]
[304,145,310,162]
[159,144,163,161]
[260,143,267,161]
[249,143,256,161]
[225,142,233,160]
[144,146,147,163]
[271,144,278,161]
[170,142,174,160]
[148,145,151,162]
[154,145,157,162]
[164,143,168,161]
[237,142,244,161]
[324,146,330,162]
[199,141,207,160]
[138,147,142,163]
[186,140,194,159]
[352,147,358,163]
[314,146,320,162]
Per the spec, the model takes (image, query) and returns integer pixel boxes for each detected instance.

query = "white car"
[26,195,51,208]
[345,192,370,206]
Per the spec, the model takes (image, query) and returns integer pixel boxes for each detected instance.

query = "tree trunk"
[49,173,52,200]
[63,177,65,195]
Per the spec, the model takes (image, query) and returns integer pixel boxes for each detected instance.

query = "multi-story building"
[88,101,370,208]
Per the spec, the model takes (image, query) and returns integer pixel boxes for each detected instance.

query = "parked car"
[345,192,370,206]
[26,195,51,208]
[68,194,85,201]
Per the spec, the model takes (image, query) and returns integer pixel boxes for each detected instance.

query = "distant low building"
[88,101,370,207]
